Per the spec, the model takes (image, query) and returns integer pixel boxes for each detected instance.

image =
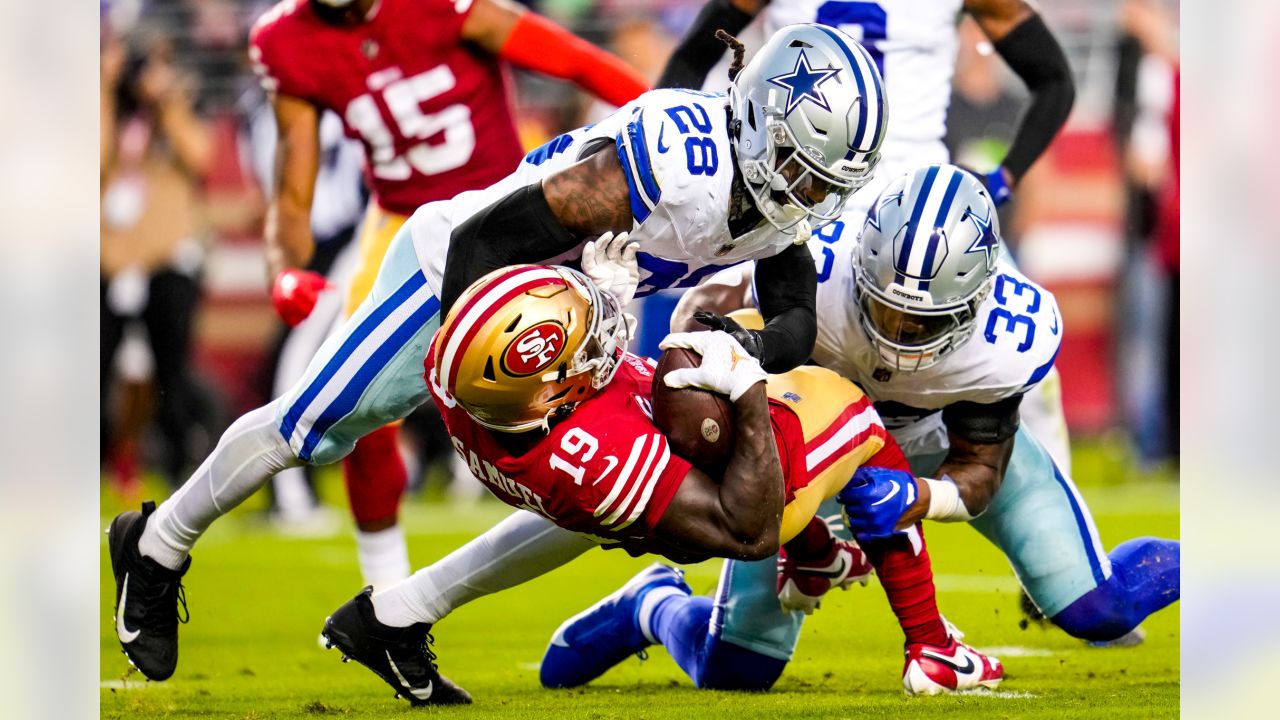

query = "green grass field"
[100,442,1179,719]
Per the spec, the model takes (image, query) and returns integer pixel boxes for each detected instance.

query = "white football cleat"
[902,630,1004,695]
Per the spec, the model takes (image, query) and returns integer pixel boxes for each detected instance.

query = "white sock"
[636,586,686,644]
[356,525,410,591]
[371,511,597,627]
[138,401,299,570]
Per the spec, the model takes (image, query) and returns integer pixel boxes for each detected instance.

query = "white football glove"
[581,231,639,308]
[659,331,766,402]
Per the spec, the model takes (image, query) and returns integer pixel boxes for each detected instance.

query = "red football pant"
[342,424,407,528]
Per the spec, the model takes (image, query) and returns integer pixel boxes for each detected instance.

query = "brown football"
[651,347,736,474]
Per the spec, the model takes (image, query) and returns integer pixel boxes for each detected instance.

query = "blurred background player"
[249,0,650,588]
[102,26,216,493]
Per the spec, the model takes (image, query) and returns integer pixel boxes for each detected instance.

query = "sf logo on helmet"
[503,322,567,376]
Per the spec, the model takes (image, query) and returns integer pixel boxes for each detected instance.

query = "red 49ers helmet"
[431,265,629,432]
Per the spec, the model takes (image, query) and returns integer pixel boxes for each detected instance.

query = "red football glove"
[271,269,330,327]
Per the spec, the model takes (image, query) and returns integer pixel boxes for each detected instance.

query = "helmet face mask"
[855,272,988,372]
[730,24,887,237]
[853,164,1002,373]
[434,266,629,433]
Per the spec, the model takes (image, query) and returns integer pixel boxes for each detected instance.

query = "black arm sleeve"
[942,394,1023,444]
[751,242,817,373]
[993,12,1076,181]
[657,0,758,89]
[439,182,580,317]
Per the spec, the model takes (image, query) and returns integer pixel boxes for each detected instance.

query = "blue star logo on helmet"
[962,206,999,268]
[863,191,903,235]
[767,50,842,116]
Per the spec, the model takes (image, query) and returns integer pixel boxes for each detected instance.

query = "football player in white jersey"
[105,24,886,694]
[593,166,1178,692]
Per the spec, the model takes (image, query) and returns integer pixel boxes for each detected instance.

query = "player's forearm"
[658,0,759,89]
[933,436,1014,517]
[499,12,649,107]
[716,384,784,557]
[753,242,818,372]
[440,183,584,317]
[264,200,315,279]
[991,13,1076,182]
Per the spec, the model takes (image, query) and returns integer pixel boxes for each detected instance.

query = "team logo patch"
[501,322,567,377]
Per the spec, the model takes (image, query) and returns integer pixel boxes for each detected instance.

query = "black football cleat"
[107,501,191,681]
[322,588,472,706]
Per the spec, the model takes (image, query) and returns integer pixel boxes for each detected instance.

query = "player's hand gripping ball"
[651,332,764,473]
[838,466,919,540]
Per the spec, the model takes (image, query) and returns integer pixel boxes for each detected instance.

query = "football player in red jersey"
[249,0,650,588]
[318,257,1001,704]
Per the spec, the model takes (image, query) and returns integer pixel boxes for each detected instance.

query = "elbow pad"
[942,395,1022,444]
[440,183,579,317]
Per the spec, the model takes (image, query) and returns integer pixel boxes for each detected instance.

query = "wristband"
[923,476,973,522]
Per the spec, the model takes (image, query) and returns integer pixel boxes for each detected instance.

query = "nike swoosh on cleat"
[386,651,433,700]
[549,624,571,648]
[870,480,900,506]
[656,124,670,153]
[117,573,141,643]
[920,649,976,675]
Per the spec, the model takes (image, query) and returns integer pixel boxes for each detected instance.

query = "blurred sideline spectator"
[101,26,214,491]
[1114,0,1179,465]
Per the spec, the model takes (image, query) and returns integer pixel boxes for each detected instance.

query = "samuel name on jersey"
[809,213,1061,418]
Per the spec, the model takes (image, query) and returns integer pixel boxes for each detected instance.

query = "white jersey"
[805,214,1061,430]
[409,88,790,299]
[703,0,962,209]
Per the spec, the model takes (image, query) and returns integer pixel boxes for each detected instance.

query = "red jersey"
[427,351,848,541]
[250,0,524,215]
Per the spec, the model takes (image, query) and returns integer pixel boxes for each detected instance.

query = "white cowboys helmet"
[730,23,888,237]
[855,164,1002,371]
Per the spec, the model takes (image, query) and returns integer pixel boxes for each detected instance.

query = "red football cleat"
[777,537,873,614]
[902,628,1004,695]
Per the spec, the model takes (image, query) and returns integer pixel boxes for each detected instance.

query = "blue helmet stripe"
[853,41,886,151]
[916,169,964,290]
[812,25,871,150]
[895,165,939,276]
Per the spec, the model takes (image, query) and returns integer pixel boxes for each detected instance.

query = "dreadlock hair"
[716,29,747,82]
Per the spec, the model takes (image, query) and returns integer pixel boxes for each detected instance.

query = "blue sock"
[648,594,714,677]
[647,594,786,690]
[1053,537,1180,641]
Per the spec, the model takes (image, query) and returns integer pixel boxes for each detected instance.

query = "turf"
[100,445,1179,719]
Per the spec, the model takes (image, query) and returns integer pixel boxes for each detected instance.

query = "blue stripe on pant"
[276,225,441,467]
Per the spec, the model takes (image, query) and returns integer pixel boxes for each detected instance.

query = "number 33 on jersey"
[250,0,526,215]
